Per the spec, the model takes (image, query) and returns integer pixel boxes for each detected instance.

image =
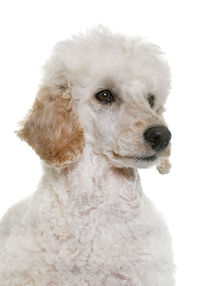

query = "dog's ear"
[16,85,85,167]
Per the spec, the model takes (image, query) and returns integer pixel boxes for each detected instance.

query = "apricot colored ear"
[17,86,85,167]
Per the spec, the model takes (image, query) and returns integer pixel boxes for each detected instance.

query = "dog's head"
[17,28,171,173]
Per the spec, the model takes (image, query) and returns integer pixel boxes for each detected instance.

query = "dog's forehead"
[46,30,171,106]
[73,44,169,105]
[79,54,169,107]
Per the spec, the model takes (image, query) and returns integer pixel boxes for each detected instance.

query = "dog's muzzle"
[143,125,171,152]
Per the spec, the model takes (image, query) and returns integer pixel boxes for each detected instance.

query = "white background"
[0,1,199,285]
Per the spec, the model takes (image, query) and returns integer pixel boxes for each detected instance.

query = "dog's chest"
[50,194,163,283]
[39,172,171,283]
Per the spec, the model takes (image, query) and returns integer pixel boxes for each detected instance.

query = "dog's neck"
[43,146,143,207]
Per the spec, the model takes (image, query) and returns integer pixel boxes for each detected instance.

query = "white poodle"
[0,27,175,285]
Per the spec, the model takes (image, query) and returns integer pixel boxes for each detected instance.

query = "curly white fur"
[0,27,175,285]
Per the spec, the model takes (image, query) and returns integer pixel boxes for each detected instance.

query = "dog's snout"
[144,126,171,152]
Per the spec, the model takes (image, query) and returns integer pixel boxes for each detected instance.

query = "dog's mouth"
[108,151,159,168]
[111,151,157,162]
[135,155,157,161]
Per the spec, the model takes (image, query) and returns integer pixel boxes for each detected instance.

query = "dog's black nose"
[144,125,171,152]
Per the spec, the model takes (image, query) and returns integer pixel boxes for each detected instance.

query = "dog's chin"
[107,152,159,169]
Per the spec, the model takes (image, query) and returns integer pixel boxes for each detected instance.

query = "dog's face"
[17,29,171,171]
[76,79,171,170]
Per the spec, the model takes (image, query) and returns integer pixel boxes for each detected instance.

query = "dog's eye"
[95,90,114,104]
[147,94,155,108]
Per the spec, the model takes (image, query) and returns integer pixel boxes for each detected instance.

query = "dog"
[0,27,175,285]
